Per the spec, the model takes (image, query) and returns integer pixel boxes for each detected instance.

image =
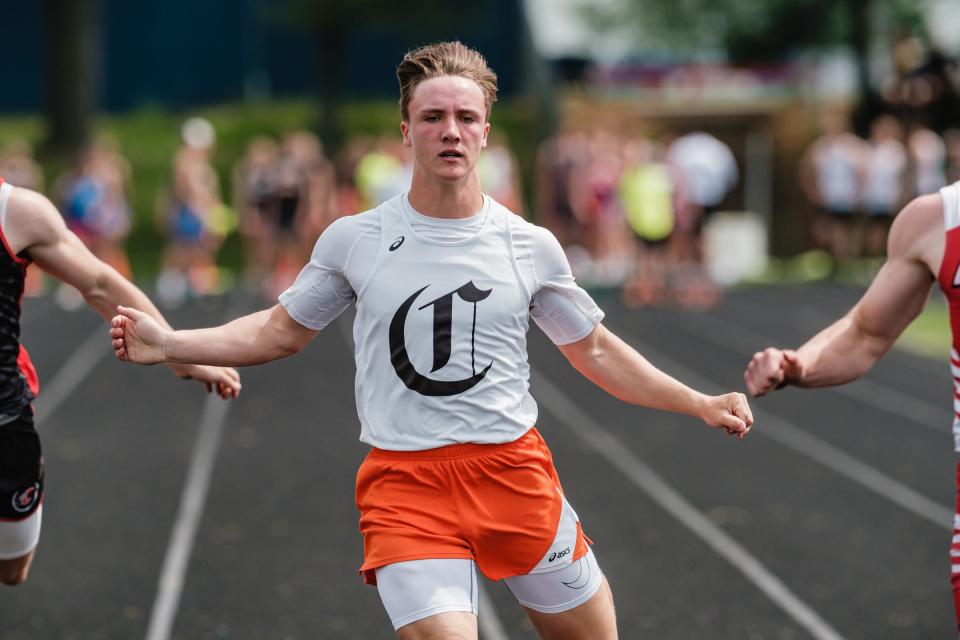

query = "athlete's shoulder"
[505,210,562,250]
[487,196,544,234]
[887,192,943,264]
[893,192,943,233]
[4,185,64,249]
[321,207,382,243]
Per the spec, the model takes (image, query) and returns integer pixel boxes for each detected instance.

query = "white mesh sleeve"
[279,214,375,331]
[526,225,604,345]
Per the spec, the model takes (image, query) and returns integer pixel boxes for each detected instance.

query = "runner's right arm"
[744,194,940,397]
[112,303,317,366]
[111,213,372,367]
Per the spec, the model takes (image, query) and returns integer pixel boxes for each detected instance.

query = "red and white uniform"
[938,181,960,451]
[935,180,960,626]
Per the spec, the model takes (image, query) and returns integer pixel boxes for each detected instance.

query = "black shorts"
[0,407,43,521]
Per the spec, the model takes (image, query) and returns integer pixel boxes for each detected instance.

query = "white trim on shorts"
[374,549,604,629]
[0,504,42,560]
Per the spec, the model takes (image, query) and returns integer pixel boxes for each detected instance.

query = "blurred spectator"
[665,131,738,255]
[861,115,908,257]
[566,129,632,285]
[665,131,738,308]
[156,117,234,306]
[0,139,45,296]
[0,139,43,192]
[907,126,947,197]
[335,136,375,217]
[883,36,960,133]
[618,137,679,307]
[535,130,585,248]
[233,131,338,300]
[799,109,867,265]
[354,136,412,210]
[946,128,960,184]
[54,137,134,308]
[232,136,279,292]
[282,130,338,251]
[478,131,524,215]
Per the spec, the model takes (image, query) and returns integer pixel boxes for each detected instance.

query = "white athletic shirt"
[280,194,604,450]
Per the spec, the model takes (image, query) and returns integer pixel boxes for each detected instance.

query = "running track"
[0,283,954,639]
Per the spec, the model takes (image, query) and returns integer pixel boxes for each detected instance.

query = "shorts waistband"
[370,427,537,461]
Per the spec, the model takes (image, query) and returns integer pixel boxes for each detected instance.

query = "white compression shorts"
[375,548,604,630]
[0,504,42,560]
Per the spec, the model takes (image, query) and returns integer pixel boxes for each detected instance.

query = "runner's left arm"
[558,324,752,436]
[525,221,751,436]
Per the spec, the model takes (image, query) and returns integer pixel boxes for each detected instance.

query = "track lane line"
[607,320,953,529]
[670,310,953,433]
[144,298,246,640]
[34,324,110,424]
[531,367,848,640]
[144,393,231,640]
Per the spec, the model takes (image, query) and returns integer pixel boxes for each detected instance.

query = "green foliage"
[580,0,926,61]
[898,298,949,358]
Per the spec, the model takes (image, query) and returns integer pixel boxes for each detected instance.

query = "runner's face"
[402,75,490,184]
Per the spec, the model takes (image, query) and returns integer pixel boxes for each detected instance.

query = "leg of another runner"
[396,612,478,640]
[522,577,617,639]
[0,549,36,586]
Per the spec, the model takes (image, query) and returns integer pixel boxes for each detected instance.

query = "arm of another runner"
[559,324,753,437]
[8,187,241,398]
[111,303,317,367]
[744,193,940,397]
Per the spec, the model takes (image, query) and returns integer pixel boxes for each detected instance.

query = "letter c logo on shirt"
[389,282,493,396]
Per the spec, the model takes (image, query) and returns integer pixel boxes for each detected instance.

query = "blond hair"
[397,41,498,122]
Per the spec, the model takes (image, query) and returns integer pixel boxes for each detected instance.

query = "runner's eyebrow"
[419,107,482,117]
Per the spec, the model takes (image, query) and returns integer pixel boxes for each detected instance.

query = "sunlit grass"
[897,297,950,359]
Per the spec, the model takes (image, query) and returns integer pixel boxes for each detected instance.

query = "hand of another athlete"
[700,392,754,439]
[110,305,168,365]
[744,348,803,397]
[168,363,242,399]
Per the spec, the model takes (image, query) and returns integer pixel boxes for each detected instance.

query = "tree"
[269,0,483,155]
[580,0,925,126]
[42,0,102,158]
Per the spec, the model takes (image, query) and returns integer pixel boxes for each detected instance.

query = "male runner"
[110,41,753,639]
[0,182,241,587]
[744,178,960,634]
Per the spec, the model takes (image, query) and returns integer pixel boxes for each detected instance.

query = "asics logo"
[548,547,571,562]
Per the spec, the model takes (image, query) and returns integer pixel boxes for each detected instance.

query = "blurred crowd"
[796,35,960,271]
[537,128,738,309]
[0,116,738,311]
[2,35,957,313]
[0,118,527,308]
[801,109,960,268]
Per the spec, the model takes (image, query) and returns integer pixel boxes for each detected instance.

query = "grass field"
[900,297,951,358]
